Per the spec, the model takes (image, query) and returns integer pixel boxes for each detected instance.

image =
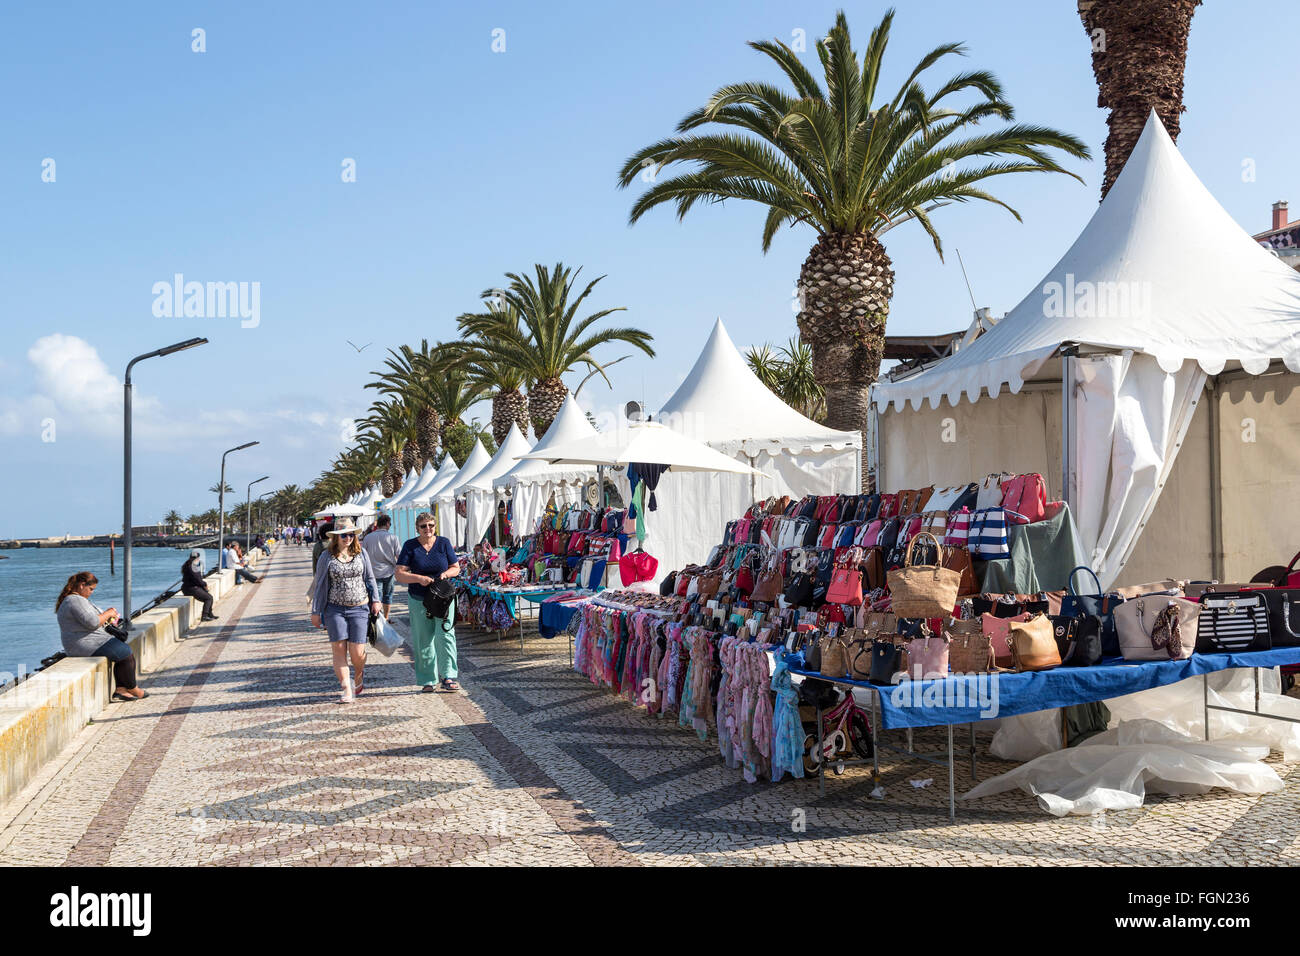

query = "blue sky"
[1,0,1296,537]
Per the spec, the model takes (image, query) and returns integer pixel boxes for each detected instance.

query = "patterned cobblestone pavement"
[3,544,1298,866]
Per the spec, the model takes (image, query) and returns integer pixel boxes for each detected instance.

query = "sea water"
[0,546,222,680]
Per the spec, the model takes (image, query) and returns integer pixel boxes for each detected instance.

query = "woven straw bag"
[946,618,994,673]
[886,531,962,619]
[818,634,849,679]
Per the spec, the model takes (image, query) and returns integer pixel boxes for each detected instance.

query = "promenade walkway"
[2,543,1298,866]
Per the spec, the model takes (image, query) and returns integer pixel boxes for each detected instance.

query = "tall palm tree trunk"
[797,232,894,490]
[528,377,568,438]
[491,388,529,445]
[415,405,440,467]
[1078,0,1201,200]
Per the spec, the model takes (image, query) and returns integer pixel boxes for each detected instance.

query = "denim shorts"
[323,603,369,644]
[377,575,395,604]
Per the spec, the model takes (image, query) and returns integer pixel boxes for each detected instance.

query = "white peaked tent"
[433,440,492,547]
[494,394,598,534]
[393,455,460,541]
[874,113,1300,586]
[633,319,862,583]
[459,424,533,547]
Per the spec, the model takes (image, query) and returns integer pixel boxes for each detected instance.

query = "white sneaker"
[339,675,355,703]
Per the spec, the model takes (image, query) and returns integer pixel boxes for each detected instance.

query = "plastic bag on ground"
[963,719,1283,816]
[989,708,1063,762]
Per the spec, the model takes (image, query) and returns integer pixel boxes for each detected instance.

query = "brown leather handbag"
[1007,613,1062,672]
[695,568,724,599]
[912,486,934,513]
[947,618,995,673]
[751,556,784,603]
[897,488,919,516]
[940,545,980,597]
[862,547,886,591]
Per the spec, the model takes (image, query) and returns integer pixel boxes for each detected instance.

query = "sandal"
[440,678,461,693]
[112,690,147,702]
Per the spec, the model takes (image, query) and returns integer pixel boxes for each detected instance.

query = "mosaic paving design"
[2,543,1298,867]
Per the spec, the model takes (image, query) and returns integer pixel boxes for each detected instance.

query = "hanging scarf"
[769,655,805,782]
[1150,603,1186,660]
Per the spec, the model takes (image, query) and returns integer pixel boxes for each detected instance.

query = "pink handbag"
[982,612,1030,669]
[1001,473,1048,524]
[904,632,950,679]
[619,551,659,586]
[859,519,885,548]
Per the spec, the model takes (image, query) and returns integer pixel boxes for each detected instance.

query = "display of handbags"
[1113,596,1200,661]
[1196,592,1271,653]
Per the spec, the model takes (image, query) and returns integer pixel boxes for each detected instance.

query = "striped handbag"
[1196,592,1272,653]
[968,507,1011,559]
[943,508,972,547]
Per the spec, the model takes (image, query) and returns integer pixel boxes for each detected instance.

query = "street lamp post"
[218,442,259,580]
[245,476,269,550]
[256,490,274,541]
[123,337,207,629]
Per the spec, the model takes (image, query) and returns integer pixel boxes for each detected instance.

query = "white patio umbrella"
[516,420,763,475]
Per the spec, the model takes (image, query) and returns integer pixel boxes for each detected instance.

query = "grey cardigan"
[311,549,381,616]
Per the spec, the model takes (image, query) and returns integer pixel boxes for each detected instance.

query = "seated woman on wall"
[54,572,147,702]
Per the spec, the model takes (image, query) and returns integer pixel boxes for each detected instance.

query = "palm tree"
[746,338,826,421]
[617,9,1089,485]
[164,510,182,534]
[423,363,489,448]
[367,341,443,469]
[209,481,233,497]
[475,263,655,436]
[358,399,414,496]
[1078,0,1201,199]
[455,301,532,444]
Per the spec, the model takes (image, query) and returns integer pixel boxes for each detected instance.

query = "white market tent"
[874,112,1300,587]
[391,455,460,542]
[494,393,598,535]
[433,439,492,548]
[312,501,374,520]
[643,319,862,582]
[459,424,533,547]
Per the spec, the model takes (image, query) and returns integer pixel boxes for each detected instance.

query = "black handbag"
[875,517,901,553]
[868,639,901,685]
[1050,614,1103,667]
[1196,592,1271,653]
[857,494,881,523]
[1060,566,1123,656]
[803,635,822,671]
[948,482,979,514]
[810,549,835,608]
[1249,588,1300,648]
[659,570,678,596]
[104,621,129,640]
[422,579,456,631]
[784,572,814,608]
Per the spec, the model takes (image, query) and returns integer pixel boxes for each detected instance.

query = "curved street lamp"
[218,442,258,577]
[245,475,269,549]
[123,337,207,629]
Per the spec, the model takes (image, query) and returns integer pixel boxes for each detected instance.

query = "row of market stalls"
[348,113,1300,600]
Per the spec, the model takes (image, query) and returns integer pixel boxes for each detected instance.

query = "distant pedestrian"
[180,549,218,621]
[395,511,461,693]
[310,517,382,703]
[312,522,332,570]
[361,514,400,621]
[55,572,146,702]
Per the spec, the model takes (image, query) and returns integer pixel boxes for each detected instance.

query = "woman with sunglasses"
[55,571,147,701]
[395,511,461,692]
[310,517,382,703]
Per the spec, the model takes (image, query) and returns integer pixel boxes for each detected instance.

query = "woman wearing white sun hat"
[310,516,382,703]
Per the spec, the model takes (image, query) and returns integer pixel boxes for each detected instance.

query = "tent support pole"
[1061,349,1075,511]
[1208,376,1224,582]
[748,455,756,505]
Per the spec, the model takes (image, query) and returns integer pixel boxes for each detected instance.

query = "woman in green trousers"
[395,511,462,692]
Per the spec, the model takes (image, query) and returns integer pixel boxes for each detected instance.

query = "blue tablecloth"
[790,647,1300,729]
[459,584,567,618]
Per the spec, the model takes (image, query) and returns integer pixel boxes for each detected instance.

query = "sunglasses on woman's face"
[339,533,355,540]
[418,524,435,530]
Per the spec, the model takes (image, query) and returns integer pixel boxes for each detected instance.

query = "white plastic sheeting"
[1072,352,1208,588]
[971,669,1300,815]
[967,720,1283,816]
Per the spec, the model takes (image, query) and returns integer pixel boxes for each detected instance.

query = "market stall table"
[789,646,1300,820]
